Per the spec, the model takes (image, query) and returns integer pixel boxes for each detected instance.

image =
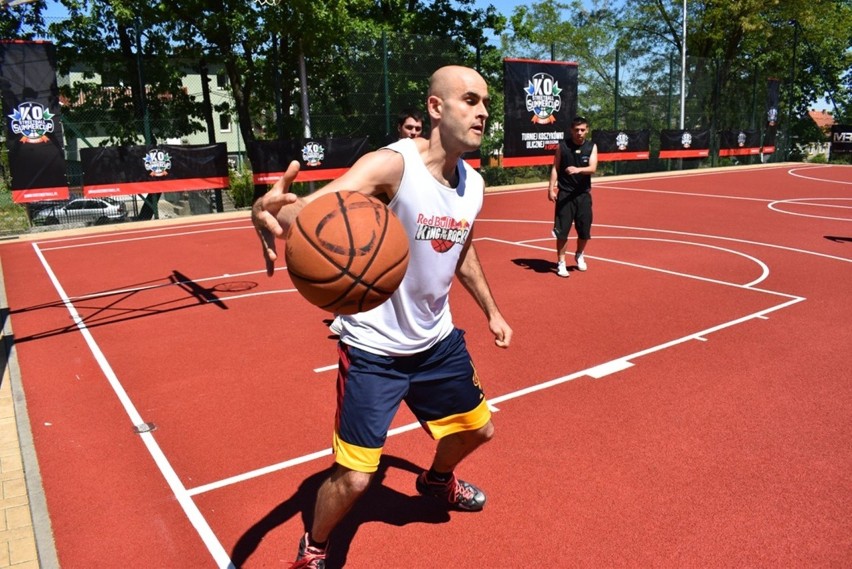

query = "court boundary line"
[31,242,237,569]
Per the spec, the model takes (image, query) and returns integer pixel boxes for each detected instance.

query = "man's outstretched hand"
[251,160,301,276]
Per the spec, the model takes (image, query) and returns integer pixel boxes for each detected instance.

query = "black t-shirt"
[556,138,595,195]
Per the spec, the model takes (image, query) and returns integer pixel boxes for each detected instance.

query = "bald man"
[252,65,512,568]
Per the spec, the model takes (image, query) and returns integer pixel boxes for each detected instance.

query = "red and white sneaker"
[416,471,486,511]
[292,532,327,569]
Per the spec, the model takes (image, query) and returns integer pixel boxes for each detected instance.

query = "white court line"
[768,197,852,222]
[34,217,250,247]
[547,235,772,288]
[472,221,852,264]
[788,165,852,185]
[39,224,251,251]
[31,243,236,569]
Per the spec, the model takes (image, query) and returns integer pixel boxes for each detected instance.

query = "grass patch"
[0,194,30,236]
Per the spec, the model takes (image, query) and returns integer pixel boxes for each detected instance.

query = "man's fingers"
[270,160,301,194]
[256,226,279,276]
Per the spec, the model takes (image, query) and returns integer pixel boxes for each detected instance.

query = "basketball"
[284,191,410,315]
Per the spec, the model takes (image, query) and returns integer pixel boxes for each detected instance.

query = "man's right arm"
[251,149,405,273]
[547,144,561,202]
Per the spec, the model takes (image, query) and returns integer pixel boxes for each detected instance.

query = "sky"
[473,0,526,15]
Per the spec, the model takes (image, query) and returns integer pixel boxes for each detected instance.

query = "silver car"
[33,197,128,226]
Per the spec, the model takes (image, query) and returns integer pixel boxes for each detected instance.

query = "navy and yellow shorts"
[333,328,491,473]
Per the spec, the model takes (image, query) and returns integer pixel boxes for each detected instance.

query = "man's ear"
[427,95,442,119]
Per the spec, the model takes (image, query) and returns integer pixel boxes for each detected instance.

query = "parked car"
[32,197,128,226]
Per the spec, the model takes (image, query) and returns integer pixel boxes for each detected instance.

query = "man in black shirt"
[546,116,598,277]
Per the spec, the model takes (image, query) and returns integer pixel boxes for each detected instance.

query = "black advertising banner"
[659,129,710,159]
[0,40,68,202]
[718,129,761,157]
[503,58,578,166]
[593,130,650,161]
[81,143,228,196]
[829,124,852,158]
[249,137,370,184]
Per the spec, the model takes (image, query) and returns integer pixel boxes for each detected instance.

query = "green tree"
[616,0,852,154]
[50,0,205,146]
[501,0,852,159]
[0,0,48,40]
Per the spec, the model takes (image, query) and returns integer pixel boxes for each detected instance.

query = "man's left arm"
[455,232,512,348]
[586,143,599,174]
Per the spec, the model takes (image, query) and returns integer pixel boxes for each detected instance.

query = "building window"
[219,113,232,132]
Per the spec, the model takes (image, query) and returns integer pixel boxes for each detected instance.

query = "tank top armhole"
[383,140,414,210]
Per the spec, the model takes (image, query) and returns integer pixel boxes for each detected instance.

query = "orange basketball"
[284,191,410,315]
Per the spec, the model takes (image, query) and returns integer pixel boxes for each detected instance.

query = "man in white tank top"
[253,65,512,568]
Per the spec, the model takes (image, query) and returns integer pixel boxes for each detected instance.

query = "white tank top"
[338,138,484,356]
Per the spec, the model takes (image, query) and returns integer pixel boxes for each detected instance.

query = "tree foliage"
[35,0,503,152]
[501,0,852,153]
[2,0,849,159]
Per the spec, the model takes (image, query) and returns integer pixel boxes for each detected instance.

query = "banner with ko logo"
[502,58,578,166]
[248,137,370,184]
[0,40,69,203]
[80,144,229,196]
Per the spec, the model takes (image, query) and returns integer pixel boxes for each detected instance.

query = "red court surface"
[1,163,850,568]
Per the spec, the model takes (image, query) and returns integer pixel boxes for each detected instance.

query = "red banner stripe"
[658,149,710,159]
[83,176,229,197]
[718,147,761,157]
[597,152,650,162]
[501,155,554,167]
[12,186,70,203]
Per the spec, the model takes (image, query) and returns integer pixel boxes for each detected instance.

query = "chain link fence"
[1,26,800,237]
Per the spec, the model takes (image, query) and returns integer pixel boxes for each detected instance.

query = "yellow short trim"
[424,399,492,440]
[333,431,382,473]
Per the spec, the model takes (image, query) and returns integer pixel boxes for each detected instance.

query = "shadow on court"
[230,455,451,569]
[511,257,557,274]
[8,271,258,343]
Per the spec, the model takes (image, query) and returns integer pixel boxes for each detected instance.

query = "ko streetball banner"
[249,137,370,184]
[659,129,710,159]
[80,143,228,196]
[593,130,650,161]
[503,58,578,166]
[0,40,69,203]
[829,124,852,159]
[718,129,761,157]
